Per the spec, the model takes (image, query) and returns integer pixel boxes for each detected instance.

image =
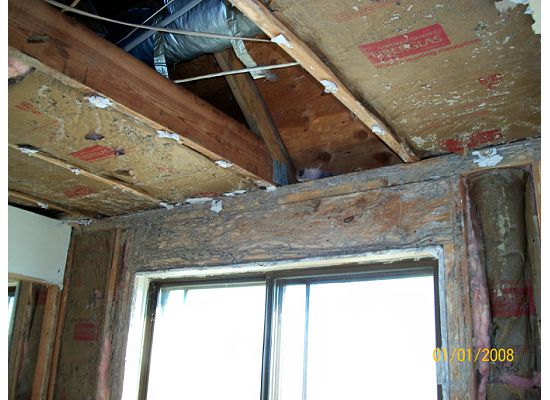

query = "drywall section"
[8,205,71,286]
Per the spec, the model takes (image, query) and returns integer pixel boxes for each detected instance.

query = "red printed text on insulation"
[70,145,114,162]
[73,321,99,342]
[359,23,451,66]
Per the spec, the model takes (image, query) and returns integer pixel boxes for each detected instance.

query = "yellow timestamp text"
[433,347,514,363]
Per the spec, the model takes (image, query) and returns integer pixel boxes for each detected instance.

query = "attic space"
[7,0,541,399]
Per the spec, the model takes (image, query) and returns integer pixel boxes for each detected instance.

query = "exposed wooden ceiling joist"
[8,189,94,219]
[8,0,274,184]
[214,48,297,184]
[228,0,419,163]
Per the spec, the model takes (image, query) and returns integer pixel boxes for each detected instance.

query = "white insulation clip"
[87,95,113,109]
[271,34,293,49]
[320,80,338,94]
[215,160,233,168]
[157,130,181,143]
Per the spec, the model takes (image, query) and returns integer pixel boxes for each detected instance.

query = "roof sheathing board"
[269,0,540,156]
[244,42,401,174]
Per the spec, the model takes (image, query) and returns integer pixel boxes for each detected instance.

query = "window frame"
[124,247,449,400]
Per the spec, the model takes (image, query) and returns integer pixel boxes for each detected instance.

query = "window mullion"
[302,283,311,400]
[260,275,275,400]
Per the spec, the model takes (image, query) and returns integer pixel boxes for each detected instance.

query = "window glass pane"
[8,286,17,337]
[275,284,306,400]
[276,275,437,400]
[146,283,266,400]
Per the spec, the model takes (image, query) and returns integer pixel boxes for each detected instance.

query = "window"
[8,284,18,342]
[135,259,443,400]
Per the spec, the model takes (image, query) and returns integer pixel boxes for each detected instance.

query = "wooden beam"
[85,138,540,232]
[32,285,62,400]
[8,144,161,204]
[97,229,122,400]
[532,160,541,228]
[8,0,273,183]
[214,49,297,184]
[8,282,34,399]
[9,189,94,218]
[47,235,75,400]
[228,0,418,163]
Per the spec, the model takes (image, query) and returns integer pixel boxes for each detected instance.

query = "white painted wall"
[8,206,72,286]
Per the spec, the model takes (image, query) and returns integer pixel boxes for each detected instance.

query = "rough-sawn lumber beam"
[228,0,418,163]
[8,0,274,183]
[214,49,297,184]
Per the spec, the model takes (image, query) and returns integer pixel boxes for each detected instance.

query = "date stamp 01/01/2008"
[433,348,515,363]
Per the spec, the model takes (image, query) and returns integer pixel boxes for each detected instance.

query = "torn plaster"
[156,130,181,142]
[215,160,233,168]
[495,0,540,33]
[371,125,385,136]
[87,95,113,109]
[320,80,338,94]
[210,199,223,213]
[18,146,39,155]
[223,190,247,197]
[472,148,503,167]
[185,197,213,204]
[159,202,175,210]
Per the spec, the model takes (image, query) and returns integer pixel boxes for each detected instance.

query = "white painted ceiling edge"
[8,206,72,287]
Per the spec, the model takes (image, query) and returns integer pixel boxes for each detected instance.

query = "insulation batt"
[464,188,491,400]
[467,169,540,400]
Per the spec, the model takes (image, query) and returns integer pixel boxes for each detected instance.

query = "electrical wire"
[43,0,271,43]
[173,62,300,83]
[116,0,176,45]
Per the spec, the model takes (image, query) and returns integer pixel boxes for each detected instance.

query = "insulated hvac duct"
[119,0,261,67]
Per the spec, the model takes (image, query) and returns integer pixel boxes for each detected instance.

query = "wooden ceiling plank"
[8,0,273,183]
[228,0,418,163]
[214,49,297,184]
[8,189,94,219]
[8,144,161,204]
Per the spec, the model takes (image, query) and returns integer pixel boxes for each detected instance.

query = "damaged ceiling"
[7,0,540,221]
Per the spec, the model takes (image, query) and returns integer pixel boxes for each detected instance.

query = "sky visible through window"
[146,284,266,400]
[145,274,437,400]
[277,276,437,400]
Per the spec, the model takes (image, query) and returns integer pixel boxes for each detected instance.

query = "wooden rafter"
[214,49,297,184]
[32,285,61,399]
[8,0,274,183]
[228,0,418,163]
[8,189,95,219]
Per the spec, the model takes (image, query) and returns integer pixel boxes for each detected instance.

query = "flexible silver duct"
[159,0,261,63]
